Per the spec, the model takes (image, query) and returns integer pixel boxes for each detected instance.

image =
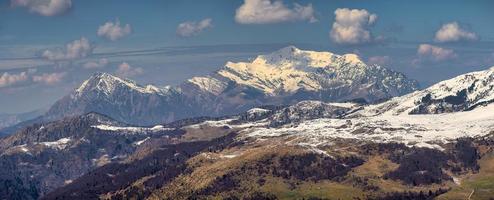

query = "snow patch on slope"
[41,137,72,150]
[185,119,235,129]
[247,108,270,114]
[134,137,150,146]
[188,76,227,95]
[92,124,173,133]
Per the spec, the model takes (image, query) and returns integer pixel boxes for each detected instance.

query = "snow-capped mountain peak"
[217,46,416,96]
[251,46,364,68]
[75,72,170,97]
[252,46,336,68]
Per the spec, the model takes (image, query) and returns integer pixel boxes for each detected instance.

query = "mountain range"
[3,46,494,199]
[18,46,419,130]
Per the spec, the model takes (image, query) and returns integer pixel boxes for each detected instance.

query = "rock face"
[41,46,418,126]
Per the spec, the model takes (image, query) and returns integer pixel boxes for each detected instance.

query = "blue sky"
[0,0,493,113]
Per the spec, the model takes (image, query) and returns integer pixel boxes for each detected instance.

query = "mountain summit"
[74,72,170,97]
[44,72,185,125]
[41,46,418,126]
[216,46,417,96]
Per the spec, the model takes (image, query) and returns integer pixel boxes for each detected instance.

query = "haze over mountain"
[0,109,47,136]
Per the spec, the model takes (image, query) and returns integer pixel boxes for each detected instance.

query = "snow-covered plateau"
[92,124,173,133]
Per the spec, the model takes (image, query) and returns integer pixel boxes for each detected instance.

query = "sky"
[0,0,493,114]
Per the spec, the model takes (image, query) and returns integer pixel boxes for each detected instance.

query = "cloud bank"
[235,0,317,24]
[98,20,132,41]
[330,8,378,45]
[434,22,478,43]
[11,0,72,16]
[42,37,93,61]
[32,72,66,85]
[116,62,143,77]
[0,71,29,88]
[83,58,109,69]
[368,56,391,66]
[176,18,213,37]
[417,44,457,61]
[0,70,65,88]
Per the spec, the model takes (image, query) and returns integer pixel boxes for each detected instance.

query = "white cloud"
[330,8,378,45]
[434,22,478,43]
[42,37,93,61]
[235,0,317,24]
[176,18,213,37]
[11,0,72,16]
[0,69,64,88]
[116,62,143,78]
[417,44,457,61]
[367,56,391,66]
[32,72,66,85]
[0,71,29,88]
[83,58,109,69]
[97,20,132,41]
